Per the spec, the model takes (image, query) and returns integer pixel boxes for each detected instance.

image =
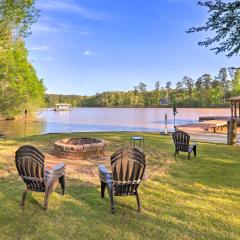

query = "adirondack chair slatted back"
[15,145,45,192]
[111,148,146,196]
[172,131,190,152]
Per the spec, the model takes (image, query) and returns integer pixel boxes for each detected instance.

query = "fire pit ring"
[54,137,107,160]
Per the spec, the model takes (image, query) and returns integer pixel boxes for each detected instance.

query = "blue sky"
[26,0,239,95]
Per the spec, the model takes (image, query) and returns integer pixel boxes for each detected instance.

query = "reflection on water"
[0,108,230,138]
[0,120,46,138]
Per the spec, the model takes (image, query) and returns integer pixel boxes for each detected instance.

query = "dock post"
[227,119,237,145]
[164,114,168,135]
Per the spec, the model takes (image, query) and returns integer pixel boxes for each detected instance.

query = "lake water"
[0,108,230,138]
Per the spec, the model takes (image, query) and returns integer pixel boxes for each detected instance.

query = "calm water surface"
[0,108,230,138]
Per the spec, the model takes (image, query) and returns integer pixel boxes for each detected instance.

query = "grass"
[0,132,239,240]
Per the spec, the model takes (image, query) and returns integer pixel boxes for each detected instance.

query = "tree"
[195,78,203,91]
[0,0,39,42]
[0,40,45,116]
[228,67,237,79]
[133,86,138,95]
[211,79,220,88]
[176,81,183,91]
[165,81,171,89]
[200,74,212,89]
[138,82,147,93]
[182,76,194,95]
[154,81,160,91]
[165,81,172,98]
[232,69,240,96]
[45,66,236,108]
[187,1,240,57]
[216,67,231,100]
[0,0,44,117]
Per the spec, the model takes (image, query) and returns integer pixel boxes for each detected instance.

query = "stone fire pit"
[54,137,106,160]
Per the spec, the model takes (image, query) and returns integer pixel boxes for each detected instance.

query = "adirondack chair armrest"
[51,163,65,172]
[45,163,65,182]
[175,142,188,147]
[176,142,196,147]
[98,164,112,184]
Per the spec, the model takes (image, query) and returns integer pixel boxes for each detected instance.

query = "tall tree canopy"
[187,1,240,57]
[0,0,39,41]
[232,69,240,96]
[0,0,45,118]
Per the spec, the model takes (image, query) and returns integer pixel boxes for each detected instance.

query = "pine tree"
[232,70,240,96]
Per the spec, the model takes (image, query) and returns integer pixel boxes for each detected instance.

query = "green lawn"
[0,132,239,240]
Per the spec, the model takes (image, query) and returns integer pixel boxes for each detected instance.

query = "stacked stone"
[54,138,106,160]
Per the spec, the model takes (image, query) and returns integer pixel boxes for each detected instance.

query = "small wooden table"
[131,136,144,148]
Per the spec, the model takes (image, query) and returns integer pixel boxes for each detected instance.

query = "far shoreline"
[43,106,231,109]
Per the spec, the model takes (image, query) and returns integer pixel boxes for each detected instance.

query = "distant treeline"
[45,67,240,108]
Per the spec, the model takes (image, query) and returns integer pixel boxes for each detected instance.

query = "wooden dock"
[199,116,230,122]
[199,116,240,126]
[199,120,227,133]
[177,120,228,133]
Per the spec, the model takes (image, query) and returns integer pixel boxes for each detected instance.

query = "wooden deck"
[199,116,230,122]
[199,116,240,126]
[199,120,227,133]
[177,120,228,133]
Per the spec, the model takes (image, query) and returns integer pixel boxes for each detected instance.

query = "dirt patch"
[0,135,175,186]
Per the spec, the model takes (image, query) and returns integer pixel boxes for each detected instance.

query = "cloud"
[44,57,55,61]
[37,1,108,21]
[56,23,90,35]
[31,23,61,33]
[30,46,49,51]
[83,50,93,56]
[168,0,193,2]
[31,21,90,37]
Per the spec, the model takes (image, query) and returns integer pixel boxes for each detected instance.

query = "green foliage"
[46,67,238,108]
[187,1,240,57]
[0,0,44,118]
[216,67,231,100]
[0,40,45,117]
[138,82,147,93]
[0,0,39,41]
[232,69,240,96]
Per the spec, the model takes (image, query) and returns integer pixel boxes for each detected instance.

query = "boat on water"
[54,103,72,111]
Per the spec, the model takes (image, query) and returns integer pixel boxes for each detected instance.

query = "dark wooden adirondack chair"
[172,131,197,160]
[99,147,146,213]
[15,145,65,209]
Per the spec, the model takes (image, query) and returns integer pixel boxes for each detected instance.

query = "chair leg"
[43,187,52,210]
[20,188,28,207]
[101,181,106,198]
[109,188,115,214]
[136,191,141,212]
[193,146,197,157]
[188,152,191,160]
[174,149,179,159]
[59,175,65,195]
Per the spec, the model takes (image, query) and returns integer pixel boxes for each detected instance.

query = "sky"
[26,0,239,95]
